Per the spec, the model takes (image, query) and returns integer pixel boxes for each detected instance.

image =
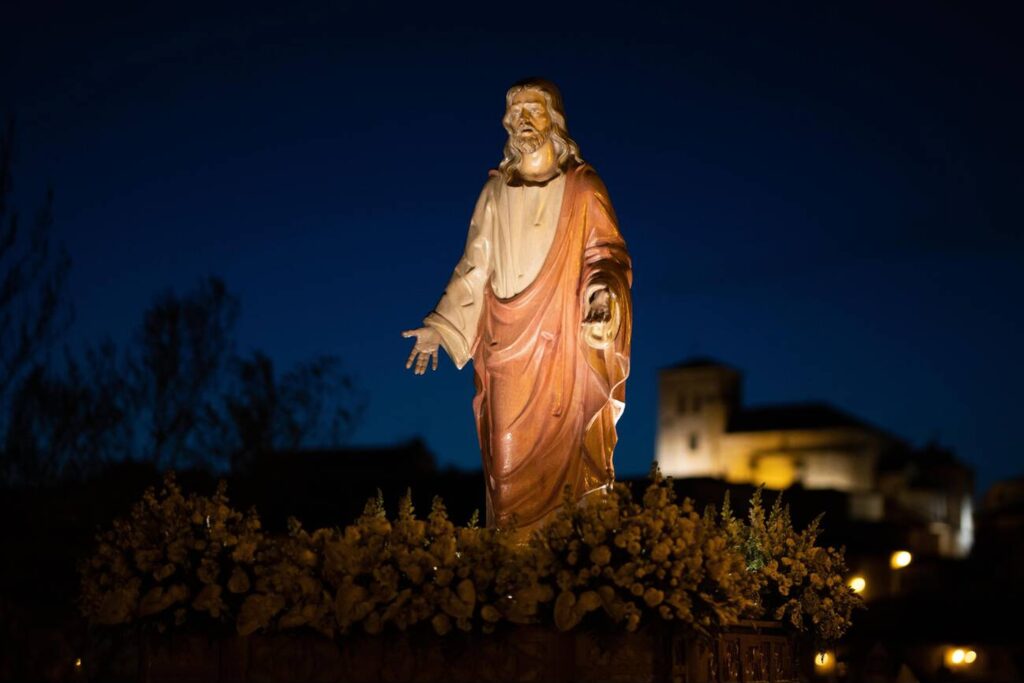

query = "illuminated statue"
[403,79,632,532]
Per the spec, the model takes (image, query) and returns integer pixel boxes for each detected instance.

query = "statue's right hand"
[402,327,442,375]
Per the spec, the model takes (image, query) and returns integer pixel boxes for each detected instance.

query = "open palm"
[402,326,441,375]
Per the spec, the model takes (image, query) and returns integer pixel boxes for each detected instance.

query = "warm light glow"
[848,576,866,593]
[754,455,797,490]
[890,550,912,569]
[75,658,82,669]
[814,652,835,672]
[946,647,978,667]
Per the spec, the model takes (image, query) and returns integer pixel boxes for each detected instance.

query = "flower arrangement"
[79,470,860,645]
[719,488,862,642]
[538,473,755,634]
[78,474,264,631]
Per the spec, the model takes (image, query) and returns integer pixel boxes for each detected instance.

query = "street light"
[890,550,912,569]
[848,576,866,593]
[815,651,835,674]
[946,647,978,668]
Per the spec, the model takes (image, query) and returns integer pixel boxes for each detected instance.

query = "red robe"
[472,163,632,530]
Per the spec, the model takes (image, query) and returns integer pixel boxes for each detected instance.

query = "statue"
[403,78,632,532]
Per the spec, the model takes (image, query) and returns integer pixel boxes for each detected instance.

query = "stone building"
[654,357,973,557]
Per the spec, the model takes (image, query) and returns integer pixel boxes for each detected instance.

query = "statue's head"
[499,78,583,181]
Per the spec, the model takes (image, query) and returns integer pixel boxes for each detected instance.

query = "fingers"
[416,349,439,375]
[404,329,439,374]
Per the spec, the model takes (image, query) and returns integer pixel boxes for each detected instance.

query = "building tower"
[655,358,742,478]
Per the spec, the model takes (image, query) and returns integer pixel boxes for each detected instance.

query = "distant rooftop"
[728,402,887,434]
[663,356,739,372]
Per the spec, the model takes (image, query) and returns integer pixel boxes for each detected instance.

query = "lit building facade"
[655,357,973,556]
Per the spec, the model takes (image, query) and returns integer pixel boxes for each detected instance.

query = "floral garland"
[78,470,860,644]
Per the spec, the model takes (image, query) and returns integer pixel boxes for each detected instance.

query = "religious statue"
[403,78,632,532]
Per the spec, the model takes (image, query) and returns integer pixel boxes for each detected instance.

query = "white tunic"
[424,172,567,368]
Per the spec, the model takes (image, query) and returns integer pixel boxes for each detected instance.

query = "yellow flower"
[197,559,219,585]
[363,611,382,635]
[192,584,224,618]
[133,549,162,572]
[152,563,176,582]
[643,588,665,607]
[435,568,454,586]
[232,539,258,564]
[334,582,372,629]
[431,613,452,635]
[138,584,188,617]
[228,566,250,594]
[576,591,602,614]
[590,545,612,566]
[278,607,309,630]
[237,593,285,636]
[456,579,475,606]
[554,591,580,631]
[625,612,640,632]
[95,581,140,625]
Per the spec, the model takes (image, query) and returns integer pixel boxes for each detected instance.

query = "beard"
[511,127,550,155]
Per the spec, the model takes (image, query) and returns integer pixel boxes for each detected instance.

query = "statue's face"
[507,89,552,154]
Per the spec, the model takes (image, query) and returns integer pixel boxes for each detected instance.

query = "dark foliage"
[0,118,73,484]
[0,126,365,486]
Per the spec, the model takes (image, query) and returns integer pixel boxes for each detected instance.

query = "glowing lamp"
[848,576,866,593]
[946,648,977,667]
[814,652,835,673]
[75,658,82,669]
[890,550,912,569]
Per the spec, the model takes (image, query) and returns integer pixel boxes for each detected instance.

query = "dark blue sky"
[3,2,1022,494]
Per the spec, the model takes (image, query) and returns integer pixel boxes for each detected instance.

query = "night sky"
[3,2,1022,494]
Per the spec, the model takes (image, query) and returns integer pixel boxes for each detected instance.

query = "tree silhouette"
[3,274,366,484]
[0,123,364,485]
[126,275,240,469]
[223,350,365,472]
[3,341,130,485]
[124,276,365,472]
[0,118,73,438]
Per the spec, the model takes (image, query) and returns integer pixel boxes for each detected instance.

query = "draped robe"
[424,162,632,531]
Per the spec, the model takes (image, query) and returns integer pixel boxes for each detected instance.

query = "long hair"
[498,78,584,181]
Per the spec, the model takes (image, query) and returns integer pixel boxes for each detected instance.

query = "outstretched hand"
[402,326,441,375]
